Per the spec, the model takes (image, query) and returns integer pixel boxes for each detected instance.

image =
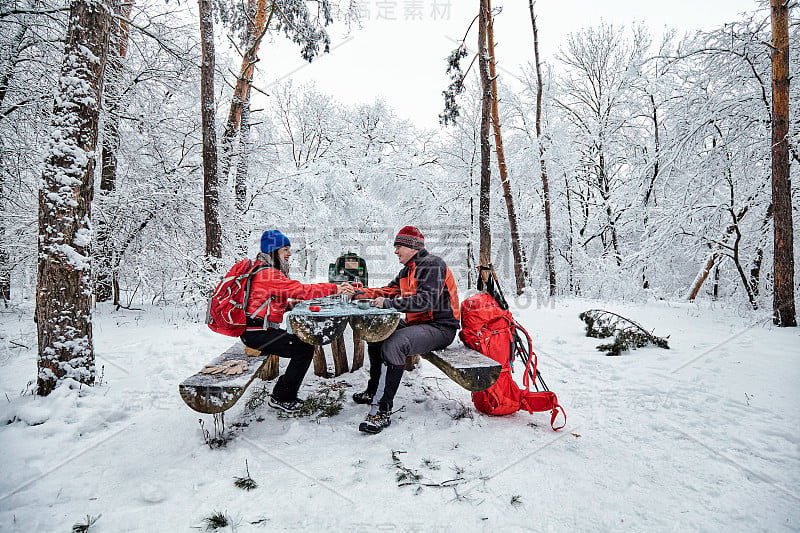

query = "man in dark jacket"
[353,226,460,433]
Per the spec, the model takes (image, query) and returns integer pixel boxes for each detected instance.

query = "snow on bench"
[419,345,501,392]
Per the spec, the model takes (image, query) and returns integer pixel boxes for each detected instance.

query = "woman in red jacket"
[242,229,354,414]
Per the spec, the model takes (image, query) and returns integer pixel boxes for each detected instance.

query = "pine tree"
[770,0,796,326]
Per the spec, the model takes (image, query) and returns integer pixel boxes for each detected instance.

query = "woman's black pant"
[240,328,313,402]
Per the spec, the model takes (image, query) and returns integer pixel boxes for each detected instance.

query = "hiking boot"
[359,411,391,434]
[268,397,304,414]
[352,391,374,405]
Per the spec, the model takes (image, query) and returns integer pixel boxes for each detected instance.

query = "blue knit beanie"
[260,229,291,254]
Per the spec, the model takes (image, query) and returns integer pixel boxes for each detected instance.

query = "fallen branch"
[579,309,670,356]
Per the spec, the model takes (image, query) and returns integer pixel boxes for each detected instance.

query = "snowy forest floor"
[1,297,798,532]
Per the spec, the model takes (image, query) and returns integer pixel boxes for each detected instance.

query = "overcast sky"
[257,0,763,128]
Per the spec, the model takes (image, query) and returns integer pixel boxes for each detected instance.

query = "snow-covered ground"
[1,297,798,532]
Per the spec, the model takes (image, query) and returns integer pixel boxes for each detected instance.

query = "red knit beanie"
[394,226,425,249]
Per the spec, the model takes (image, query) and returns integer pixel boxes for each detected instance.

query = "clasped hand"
[336,283,384,308]
[336,282,356,295]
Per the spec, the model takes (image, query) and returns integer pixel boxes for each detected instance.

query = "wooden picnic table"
[179,297,501,414]
[287,296,401,377]
[178,341,501,414]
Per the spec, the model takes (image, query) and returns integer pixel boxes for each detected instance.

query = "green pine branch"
[579,309,670,356]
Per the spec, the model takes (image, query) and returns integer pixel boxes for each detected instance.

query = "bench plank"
[179,344,274,414]
[420,345,501,392]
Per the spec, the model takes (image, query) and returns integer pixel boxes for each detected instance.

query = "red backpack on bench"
[460,292,566,430]
[207,259,269,337]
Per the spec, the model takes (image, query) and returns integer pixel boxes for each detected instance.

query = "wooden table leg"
[331,334,349,376]
[256,354,280,380]
[352,330,364,371]
[313,346,329,377]
[404,354,420,371]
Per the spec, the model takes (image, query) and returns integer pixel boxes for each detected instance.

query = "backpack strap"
[249,296,274,324]
[514,321,566,430]
[550,402,566,431]
[519,391,567,431]
[513,321,541,392]
[243,263,273,326]
[516,325,536,393]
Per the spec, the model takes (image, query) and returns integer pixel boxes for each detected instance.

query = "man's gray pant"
[367,322,457,414]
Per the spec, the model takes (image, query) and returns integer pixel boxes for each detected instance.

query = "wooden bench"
[178,343,279,414]
[418,345,501,392]
[179,343,501,415]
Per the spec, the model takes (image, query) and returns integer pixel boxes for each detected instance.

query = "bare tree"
[200,0,333,265]
[485,0,527,295]
[198,0,221,260]
[0,24,28,304]
[477,0,492,278]
[686,207,749,301]
[663,16,777,307]
[36,0,111,395]
[556,23,649,266]
[95,0,134,303]
[234,88,253,257]
[770,0,796,326]
[529,1,556,296]
[218,0,275,182]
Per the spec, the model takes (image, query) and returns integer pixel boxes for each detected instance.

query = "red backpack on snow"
[207,259,270,337]
[460,290,566,430]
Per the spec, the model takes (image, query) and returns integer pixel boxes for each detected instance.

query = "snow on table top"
[289,297,400,317]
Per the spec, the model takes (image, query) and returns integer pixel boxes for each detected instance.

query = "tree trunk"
[749,204,773,299]
[36,0,111,396]
[0,26,27,304]
[643,93,661,208]
[467,195,474,289]
[770,0,796,326]
[93,222,114,303]
[686,206,749,300]
[404,354,420,371]
[219,0,275,181]
[331,334,348,376]
[564,173,575,294]
[0,131,8,304]
[351,330,364,371]
[99,0,132,193]
[597,152,621,265]
[529,2,556,297]
[712,265,720,300]
[750,247,764,299]
[96,0,134,303]
[486,0,526,295]
[199,0,222,260]
[730,212,758,309]
[477,0,492,281]
[234,89,252,257]
[235,93,251,213]
[641,92,661,290]
[687,248,720,301]
[257,354,279,380]
[313,345,329,377]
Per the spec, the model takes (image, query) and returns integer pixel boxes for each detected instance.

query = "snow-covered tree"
[36,0,111,395]
[0,0,68,305]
